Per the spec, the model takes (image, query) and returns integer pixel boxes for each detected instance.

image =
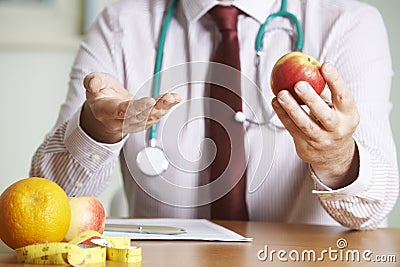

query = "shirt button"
[75,182,84,188]
[91,154,101,162]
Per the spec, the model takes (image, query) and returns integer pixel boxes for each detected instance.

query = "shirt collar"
[181,0,279,24]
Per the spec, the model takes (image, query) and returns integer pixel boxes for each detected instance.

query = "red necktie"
[207,5,249,220]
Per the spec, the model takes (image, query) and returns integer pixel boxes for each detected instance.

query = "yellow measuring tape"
[15,231,142,266]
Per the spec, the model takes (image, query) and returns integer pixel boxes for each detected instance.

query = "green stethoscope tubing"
[255,0,304,53]
[138,0,304,176]
[149,0,180,142]
[149,0,304,142]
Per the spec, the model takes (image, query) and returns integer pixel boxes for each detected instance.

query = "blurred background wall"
[0,0,127,219]
[0,0,399,228]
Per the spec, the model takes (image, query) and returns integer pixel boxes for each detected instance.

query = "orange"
[0,177,71,249]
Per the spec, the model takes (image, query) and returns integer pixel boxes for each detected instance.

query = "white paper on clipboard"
[103,218,253,242]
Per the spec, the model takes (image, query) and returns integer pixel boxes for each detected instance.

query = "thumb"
[83,72,125,94]
[84,73,105,94]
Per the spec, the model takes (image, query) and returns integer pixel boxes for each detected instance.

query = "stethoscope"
[136,0,304,176]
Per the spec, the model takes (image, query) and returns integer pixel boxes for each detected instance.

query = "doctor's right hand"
[80,72,181,144]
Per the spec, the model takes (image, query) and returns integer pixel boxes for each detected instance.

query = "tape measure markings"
[15,231,141,265]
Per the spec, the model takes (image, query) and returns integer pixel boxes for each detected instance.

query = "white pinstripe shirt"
[30,0,399,229]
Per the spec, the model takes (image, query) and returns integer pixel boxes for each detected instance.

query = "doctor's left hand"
[271,63,360,190]
[80,72,181,144]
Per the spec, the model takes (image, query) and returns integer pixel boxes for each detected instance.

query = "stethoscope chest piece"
[136,146,169,176]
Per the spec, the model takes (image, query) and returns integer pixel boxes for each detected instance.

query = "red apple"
[270,51,326,105]
[63,196,106,242]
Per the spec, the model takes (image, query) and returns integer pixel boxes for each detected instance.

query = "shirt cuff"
[64,105,127,172]
[311,138,372,197]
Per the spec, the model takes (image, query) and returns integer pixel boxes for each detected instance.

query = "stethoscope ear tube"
[137,0,178,176]
[255,0,304,53]
[149,0,179,142]
[137,0,301,176]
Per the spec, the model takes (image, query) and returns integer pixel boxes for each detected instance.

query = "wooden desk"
[0,221,399,266]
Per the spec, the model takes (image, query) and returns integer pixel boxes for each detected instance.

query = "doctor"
[31,0,398,230]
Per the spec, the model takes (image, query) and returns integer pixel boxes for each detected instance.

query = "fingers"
[89,98,127,121]
[125,97,156,116]
[294,81,338,132]
[123,93,180,125]
[89,92,180,128]
[83,71,181,134]
[121,93,181,133]
[320,63,356,112]
[144,93,181,121]
[272,91,318,139]
[155,93,181,109]
[125,93,180,117]
[272,62,360,143]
